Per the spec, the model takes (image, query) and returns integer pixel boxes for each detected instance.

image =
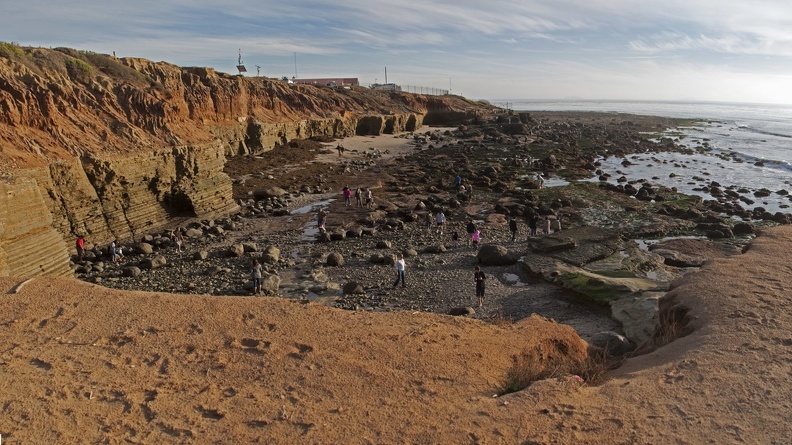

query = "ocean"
[506,100,792,214]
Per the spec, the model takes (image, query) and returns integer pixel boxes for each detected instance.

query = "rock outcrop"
[0,45,489,277]
[0,176,72,277]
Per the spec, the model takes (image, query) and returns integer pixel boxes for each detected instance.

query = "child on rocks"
[472,229,481,250]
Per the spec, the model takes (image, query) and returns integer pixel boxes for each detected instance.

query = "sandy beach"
[2,224,792,443]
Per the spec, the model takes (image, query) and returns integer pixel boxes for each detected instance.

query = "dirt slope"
[2,226,792,443]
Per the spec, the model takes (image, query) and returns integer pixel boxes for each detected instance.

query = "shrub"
[80,51,147,86]
[499,341,611,395]
[0,41,25,60]
[66,58,93,81]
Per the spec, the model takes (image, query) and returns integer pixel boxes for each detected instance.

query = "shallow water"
[512,100,792,214]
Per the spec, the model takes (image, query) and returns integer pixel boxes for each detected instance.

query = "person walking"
[454,174,462,190]
[75,235,85,261]
[172,228,184,253]
[528,214,538,237]
[109,241,118,263]
[466,220,477,247]
[343,186,352,206]
[424,212,433,232]
[393,253,406,288]
[472,229,481,249]
[365,188,373,209]
[317,208,327,233]
[435,209,446,235]
[509,217,518,242]
[251,258,263,294]
[474,266,486,307]
[550,215,562,232]
[354,187,363,207]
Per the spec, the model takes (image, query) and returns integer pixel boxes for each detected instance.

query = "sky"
[3,0,792,104]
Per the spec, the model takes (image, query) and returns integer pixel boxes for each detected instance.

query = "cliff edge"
[0,44,491,277]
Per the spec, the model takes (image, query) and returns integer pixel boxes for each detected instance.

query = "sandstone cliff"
[0,44,489,277]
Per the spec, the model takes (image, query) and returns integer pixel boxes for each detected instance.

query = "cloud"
[629,32,792,57]
[4,0,792,103]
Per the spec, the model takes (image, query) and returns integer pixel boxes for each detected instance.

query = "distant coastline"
[499,102,792,214]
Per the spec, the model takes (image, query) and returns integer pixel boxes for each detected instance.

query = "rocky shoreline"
[73,111,773,348]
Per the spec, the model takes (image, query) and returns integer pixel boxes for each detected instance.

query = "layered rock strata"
[0,46,486,276]
[0,176,71,277]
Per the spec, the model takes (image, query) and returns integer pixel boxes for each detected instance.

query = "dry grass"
[499,342,611,395]
[632,300,691,356]
[488,311,514,327]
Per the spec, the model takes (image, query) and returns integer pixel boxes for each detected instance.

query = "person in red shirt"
[76,235,85,261]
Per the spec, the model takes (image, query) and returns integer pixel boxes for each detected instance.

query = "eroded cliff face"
[0,176,72,277]
[0,46,488,277]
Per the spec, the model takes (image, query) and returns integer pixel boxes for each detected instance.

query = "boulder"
[193,250,209,261]
[255,186,288,199]
[326,252,344,267]
[342,281,366,295]
[376,240,393,249]
[122,266,141,277]
[185,228,203,238]
[610,291,662,345]
[261,274,281,294]
[242,242,258,252]
[650,249,706,268]
[448,307,475,316]
[138,242,154,255]
[402,248,419,258]
[733,222,755,235]
[329,231,346,241]
[206,265,229,275]
[262,246,280,264]
[228,244,245,257]
[423,244,447,254]
[346,227,363,238]
[140,255,167,270]
[369,253,385,264]
[476,244,518,266]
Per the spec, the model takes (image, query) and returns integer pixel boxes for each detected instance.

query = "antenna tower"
[236,49,247,75]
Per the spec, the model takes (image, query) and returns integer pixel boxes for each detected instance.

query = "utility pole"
[294,52,298,79]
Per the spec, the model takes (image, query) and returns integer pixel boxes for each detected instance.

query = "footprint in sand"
[231,338,272,355]
[288,343,314,360]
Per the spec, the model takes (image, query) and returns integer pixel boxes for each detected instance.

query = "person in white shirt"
[435,210,446,235]
[393,253,406,288]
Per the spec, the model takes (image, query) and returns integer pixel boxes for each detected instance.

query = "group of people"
[342,185,374,209]
[520,213,563,237]
[169,228,185,252]
[454,174,474,198]
[74,226,188,265]
[76,235,126,263]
